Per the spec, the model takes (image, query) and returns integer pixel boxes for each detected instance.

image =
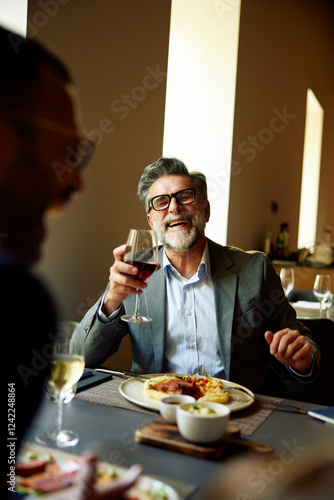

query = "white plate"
[19,444,179,500]
[119,374,254,413]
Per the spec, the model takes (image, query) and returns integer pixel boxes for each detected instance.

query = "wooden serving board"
[134,417,241,460]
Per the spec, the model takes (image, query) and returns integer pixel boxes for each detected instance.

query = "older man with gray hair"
[76,156,319,396]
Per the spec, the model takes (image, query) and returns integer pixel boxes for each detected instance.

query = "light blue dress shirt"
[97,241,225,378]
[163,241,225,378]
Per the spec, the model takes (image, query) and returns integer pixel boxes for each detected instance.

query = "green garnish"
[97,467,117,478]
[152,487,168,499]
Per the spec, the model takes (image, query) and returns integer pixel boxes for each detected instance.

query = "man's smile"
[167,218,191,229]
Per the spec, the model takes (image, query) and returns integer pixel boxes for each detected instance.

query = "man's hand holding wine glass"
[102,244,147,316]
[102,230,160,320]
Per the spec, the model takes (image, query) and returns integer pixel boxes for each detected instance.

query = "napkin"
[292,301,321,310]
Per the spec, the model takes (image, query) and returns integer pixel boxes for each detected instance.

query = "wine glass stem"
[134,289,140,318]
[57,391,64,436]
[320,300,323,318]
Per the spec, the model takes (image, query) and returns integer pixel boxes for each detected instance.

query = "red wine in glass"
[121,229,159,323]
[125,260,158,282]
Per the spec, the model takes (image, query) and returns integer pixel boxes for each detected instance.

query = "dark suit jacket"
[3,255,57,446]
[77,240,320,395]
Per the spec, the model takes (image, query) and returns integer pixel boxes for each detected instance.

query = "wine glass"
[313,274,331,318]
[121,229,159,323]
[280,268,295,297]
[325,292,334,320]
[36,321,85,447]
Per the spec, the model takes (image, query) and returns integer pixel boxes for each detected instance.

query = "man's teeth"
[169,220,188,227]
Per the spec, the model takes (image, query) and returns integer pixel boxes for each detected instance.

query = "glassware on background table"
[36,321,85,447]
[121,229,159,323]
[313,274,331,318]
[325,292,334,320]
[280,267,295,296]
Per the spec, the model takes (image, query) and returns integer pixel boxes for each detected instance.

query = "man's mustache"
[162,211,193,230]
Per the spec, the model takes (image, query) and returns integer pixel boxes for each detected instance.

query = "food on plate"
[15,446,170,499]
[198,391,230,404]
[143,374,229,404]
[20,470,79,493]
[182,403,224,416]
[16,451,80,494]
[15,454,49,477]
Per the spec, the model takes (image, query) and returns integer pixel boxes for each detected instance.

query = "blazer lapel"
[208,240,237,379]
[139,247,166,371]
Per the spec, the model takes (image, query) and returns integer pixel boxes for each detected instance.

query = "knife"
[94,368,150,381]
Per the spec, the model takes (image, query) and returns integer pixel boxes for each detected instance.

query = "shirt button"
[189,343,194,348]
[186,311,192,316]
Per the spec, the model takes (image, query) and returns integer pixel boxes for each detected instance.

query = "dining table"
[24,370,334,499]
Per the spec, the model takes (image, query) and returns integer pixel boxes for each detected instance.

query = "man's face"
[0,66,89,263]
[146,175,210,252]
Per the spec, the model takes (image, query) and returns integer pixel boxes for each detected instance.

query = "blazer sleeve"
[73,294,129,367]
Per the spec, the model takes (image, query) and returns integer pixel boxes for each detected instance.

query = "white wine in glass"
[280,268,295,296]
[313,274,331,318]
[36,322,85,447]
[121,229,159,323]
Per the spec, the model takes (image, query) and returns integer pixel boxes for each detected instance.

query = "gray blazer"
[76,239,320,394]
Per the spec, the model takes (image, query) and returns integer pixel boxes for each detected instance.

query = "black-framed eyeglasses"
[149,188,199,212]
[6,109,96,170]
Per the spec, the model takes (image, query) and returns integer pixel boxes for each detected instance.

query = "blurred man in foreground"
[1,27,141,499]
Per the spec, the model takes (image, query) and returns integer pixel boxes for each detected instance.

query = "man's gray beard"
[152,210,207,252]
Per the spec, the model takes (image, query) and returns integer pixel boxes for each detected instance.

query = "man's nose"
[168,196,181,213]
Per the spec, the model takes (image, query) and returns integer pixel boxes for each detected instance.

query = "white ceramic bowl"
[176,402,230,443]
[159,395,196,423]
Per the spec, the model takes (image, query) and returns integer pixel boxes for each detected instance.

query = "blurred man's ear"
[0,117,17,183]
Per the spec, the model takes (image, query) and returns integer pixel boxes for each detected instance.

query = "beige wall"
[28,0,171,368]
[228,0,334,252]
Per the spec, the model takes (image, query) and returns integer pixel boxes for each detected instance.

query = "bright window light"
[298,89,324,249]
[163,0,241,244]
[0,0,27,36]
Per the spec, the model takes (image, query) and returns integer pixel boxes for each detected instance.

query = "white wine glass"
[313,274,331,318]
[121,229,159,323]
[280,268,295,296]
[36,321,85,447]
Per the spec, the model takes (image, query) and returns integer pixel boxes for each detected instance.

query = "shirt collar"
[163,238,211,280]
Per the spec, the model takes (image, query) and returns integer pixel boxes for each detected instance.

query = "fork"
[274,403,307,415]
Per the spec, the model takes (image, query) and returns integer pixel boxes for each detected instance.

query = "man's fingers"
[277,336,306,359]
[264,329,313,371]
[264,331,274,346]
[76,451,98,499]
[266,329,298,355]
[96,464,144,499]
[113,243,128,261]
[76,454,143,500]
[110,264,147,292]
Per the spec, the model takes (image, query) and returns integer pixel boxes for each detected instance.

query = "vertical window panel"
[298,89,324,249]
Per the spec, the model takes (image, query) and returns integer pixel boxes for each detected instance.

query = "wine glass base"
[121,314,152,323]
[36,429,79,448]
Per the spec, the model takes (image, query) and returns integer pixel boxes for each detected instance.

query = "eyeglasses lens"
[152,189,195,211]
